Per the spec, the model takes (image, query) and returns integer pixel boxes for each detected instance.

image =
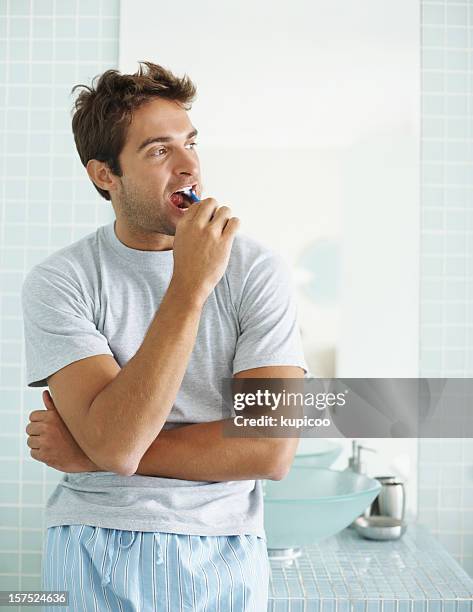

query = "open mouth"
[170,184,197,210]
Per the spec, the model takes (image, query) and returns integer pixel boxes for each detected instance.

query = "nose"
[173,146,200,180]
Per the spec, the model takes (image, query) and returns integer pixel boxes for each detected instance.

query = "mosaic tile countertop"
[268,523,473,611]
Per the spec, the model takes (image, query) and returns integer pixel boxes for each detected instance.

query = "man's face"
[112,97,202,235]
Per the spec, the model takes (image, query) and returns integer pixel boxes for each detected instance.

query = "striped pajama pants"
[41,525,270,611]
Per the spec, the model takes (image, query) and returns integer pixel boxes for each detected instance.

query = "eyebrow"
[137,128,198,153]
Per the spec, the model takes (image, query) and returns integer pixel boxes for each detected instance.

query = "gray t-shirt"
[21,221,308,537]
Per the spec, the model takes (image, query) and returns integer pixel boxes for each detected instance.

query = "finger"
[208,208,233,236]
[183,199,201,217]
[27,436,40,450]
[222,216,241,237]
[42,389,56,410]
[210,205,231,218]
[25,422,42,435]
[29,410,46,421]
[194,198,219,224]
[30,449,42,461]
[210,205,232,226]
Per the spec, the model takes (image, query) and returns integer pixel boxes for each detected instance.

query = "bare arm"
[30,366,302,478]
[87,286,203,472]
[76,366,299,480]
[134,365,303,481]
[134,419,297,481]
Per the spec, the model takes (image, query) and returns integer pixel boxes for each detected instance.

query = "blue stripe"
[227,536,247,608]
[42,526,269,611]
[216,536,234,612]
[188,535,197,610]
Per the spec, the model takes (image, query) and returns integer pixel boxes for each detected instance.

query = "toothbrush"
[183,188,200,203]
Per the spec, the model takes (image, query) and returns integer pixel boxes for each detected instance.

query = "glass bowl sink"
[263,466,382,553]
[293,439,343,468]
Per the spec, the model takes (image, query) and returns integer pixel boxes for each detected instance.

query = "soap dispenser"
[347,440,377,475]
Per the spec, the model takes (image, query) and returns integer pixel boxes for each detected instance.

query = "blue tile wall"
[419,0,473,579]
[0,0,118,595]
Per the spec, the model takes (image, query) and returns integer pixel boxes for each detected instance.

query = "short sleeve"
[21,264,114,387]
[232,251,308,375]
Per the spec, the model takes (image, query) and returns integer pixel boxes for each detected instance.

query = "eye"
[186,141,198,150]
[151,147,167,157]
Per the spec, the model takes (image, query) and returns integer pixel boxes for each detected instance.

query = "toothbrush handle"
[189,190,200,203]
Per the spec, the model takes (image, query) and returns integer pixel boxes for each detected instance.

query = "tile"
[463,488,473,508]
[9,17,30,38]
[268,525,473,603]
[77,17,101,38]
[446,27,468,48]
[20,507,43,529]
[422,5,445,26]
[20,552,41,574]
[20,530,43,551]
[446,6,468,26]
[424,72,445,93]
[423,27,445,47]
[439,487,462,508]
[420,487,440,507]
[440,440,466,462]
[0,508,20,529]
[446,94,468,116]
[31,17,54,38]
[21,483,44,505]
[55,17,76,38]
[0,482,19,504]
[0,528,20,550]
[445,186,469,207]
[423,49,445,70]
[55,0,77,17]
[438,508,462,530]
[0,552,20,573]
[77,0,101,16]
[101,0,120,14]
[441,464,464,487]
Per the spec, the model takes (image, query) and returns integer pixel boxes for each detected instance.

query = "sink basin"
[293,439,342,468]
[263,466,382,550]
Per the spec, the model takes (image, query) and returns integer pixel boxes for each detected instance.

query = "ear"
[86,159,119,195]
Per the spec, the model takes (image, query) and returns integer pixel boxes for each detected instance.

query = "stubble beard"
[118,180,176,236]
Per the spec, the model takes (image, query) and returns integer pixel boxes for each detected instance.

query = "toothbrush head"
[182,188,200,203]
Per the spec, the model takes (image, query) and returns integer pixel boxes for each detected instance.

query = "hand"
[26,390,99,473]
[171,198,240,306]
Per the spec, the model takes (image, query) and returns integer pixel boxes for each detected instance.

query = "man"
[22,61,307,611]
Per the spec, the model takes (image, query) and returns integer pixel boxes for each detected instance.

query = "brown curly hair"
[70,61,197,201]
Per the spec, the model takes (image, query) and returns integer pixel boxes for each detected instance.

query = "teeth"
[175,186,194,194]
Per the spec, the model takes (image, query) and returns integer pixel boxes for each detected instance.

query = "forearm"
[87,282,204,475]
[134,420,298,481]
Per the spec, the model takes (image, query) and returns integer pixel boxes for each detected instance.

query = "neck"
[114,218,174,252]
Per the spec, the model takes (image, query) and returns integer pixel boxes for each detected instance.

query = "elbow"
[89,450,139,477]
[263,441,296,481]
[115,462,138,477]
[113,448,143,476]
[105,457,138,477]
[108,452,140,476]
[86,424,140,477]
[266,461,291,481]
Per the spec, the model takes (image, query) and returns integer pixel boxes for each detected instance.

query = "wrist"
[167,278,207,311]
